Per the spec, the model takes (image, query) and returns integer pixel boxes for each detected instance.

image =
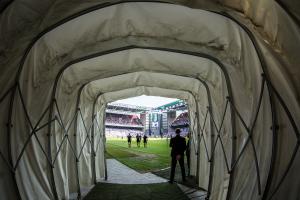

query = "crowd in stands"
[105,112,190,138]
[105,113,143,127]
[105,128,143,138]
[106,127,189,138]
[171,112,189,127]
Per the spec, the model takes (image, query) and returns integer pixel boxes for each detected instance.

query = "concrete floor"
[101,159,168,184]
[70,159,206,199]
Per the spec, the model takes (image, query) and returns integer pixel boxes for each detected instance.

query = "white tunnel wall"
[85,72,226,195]
[187,104,198,178]
[255,37,300,200]
[0,1,299,200]
[76,68,263,200]
[13,30,270,200]
[59,49,224,99]
[54,50,226,198]
[94,104,106,182]
[52,85,79,198]
[1,1,299,86]
[56,47,271,200]
[16,2,265,104]
[80,73,211,188]
[75,73,212,191]
[76,95,93,189]
[19,2,241,77]
[56,75,207,198]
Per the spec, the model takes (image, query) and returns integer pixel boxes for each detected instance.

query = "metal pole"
[12,3,288,198]
[6,84,22,200]
[103,108,108,181]
[197,80,215,200]
[91,110,97,184]
[49,45,240,200]
[73,85,87,198]
[195,103,202,185]
[91,93,103,183]
[46,98,59,200]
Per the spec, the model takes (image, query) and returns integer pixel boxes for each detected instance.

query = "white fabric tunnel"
[0,1,299,200]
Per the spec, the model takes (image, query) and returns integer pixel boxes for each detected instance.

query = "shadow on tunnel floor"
[152,164,200,190]
[83,182,189,200]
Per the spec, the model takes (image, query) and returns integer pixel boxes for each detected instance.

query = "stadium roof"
[155,99,187,111]
[107,102,150,110]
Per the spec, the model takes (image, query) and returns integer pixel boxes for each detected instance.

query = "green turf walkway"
[83,182,190,200]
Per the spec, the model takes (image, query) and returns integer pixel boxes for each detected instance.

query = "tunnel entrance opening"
[85,95,206,199]
[104,96,190,174]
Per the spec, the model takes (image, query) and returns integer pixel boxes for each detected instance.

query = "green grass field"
[105,138,199,189]
[106,138,171,172]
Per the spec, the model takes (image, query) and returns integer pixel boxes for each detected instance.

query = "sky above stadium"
[111,95,179,108]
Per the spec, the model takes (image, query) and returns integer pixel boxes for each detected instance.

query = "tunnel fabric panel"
[93,104,106,182]
[25,4,264,197]
[0,7,270,200]
[79,73,211,189]
[57,48,232,198]
[254,37,300,200]
[0,2,298,200]
[1,1,299,85]
[0,96,20,200]
[54,57,217,197]
[55,41,270,200]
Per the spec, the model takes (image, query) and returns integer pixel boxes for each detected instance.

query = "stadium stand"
[171,112,189,127]
[105,104,145,138]
[168,112,189,137]
[105,113,143,127]
[105,128,143,138]
[104,101,191,138]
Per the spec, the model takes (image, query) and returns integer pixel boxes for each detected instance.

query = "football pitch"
[106,138,172,172]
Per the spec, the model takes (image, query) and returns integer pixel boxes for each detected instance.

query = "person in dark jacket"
[143,134,148,148]
[136,134,141,148]
[127,134,132,148]
[169,128,187,183]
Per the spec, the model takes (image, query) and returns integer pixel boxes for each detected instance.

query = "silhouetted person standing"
[136,134,142,148]
[143,134,148,148]
[169,129,186,183]
[127,134,132,148]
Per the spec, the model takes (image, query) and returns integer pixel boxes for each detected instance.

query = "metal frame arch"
[274,0,300,27]
[0,0,14,14]
[91,92,103,184]
[1,0,298,199]
[6,1,283,199]
[72,84,86,199]
[46,45,236,200]
[217,12,278,200]
[5,5,250,199]
[65,72,217,199]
